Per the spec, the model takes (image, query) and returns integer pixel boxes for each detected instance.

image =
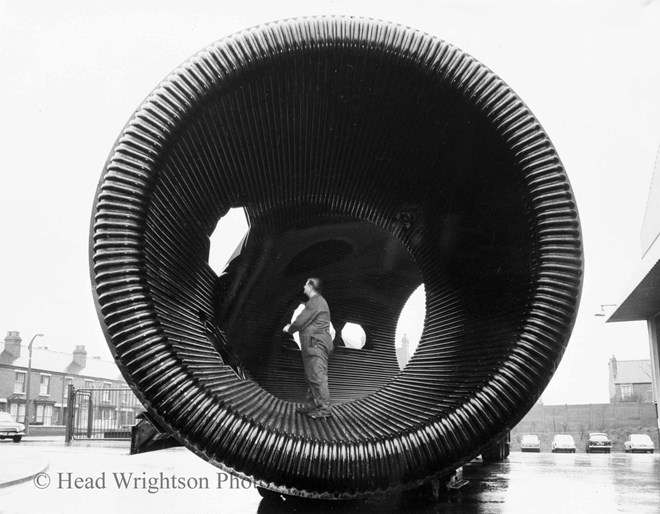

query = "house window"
[36,404,53,425]
[102,382,112,402]
[14,371,26,394]
[39,375,51,396]
[63,377,74,399]
[620,383,633,401]
[85,380,94,389]
[101,408,115,421]
[10,403,26,423]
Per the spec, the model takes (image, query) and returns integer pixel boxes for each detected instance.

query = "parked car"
[551,434,575,453]
[520,434,541,452]
[585,432,611,453]
[0,412,24,443]
[624,434,655,454]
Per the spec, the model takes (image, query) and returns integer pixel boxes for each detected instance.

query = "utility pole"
[24,333,45,436]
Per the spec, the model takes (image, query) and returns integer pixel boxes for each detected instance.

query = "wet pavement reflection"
[256,452,660,514]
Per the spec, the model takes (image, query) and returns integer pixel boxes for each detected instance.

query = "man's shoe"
[296,404,316,414]
[306,408,332,419]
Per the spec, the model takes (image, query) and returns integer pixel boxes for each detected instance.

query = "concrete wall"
[27,425,66,437]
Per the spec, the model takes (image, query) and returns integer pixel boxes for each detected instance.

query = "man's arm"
[283,299,319,334]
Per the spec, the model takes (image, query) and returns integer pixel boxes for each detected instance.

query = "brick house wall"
[0,331,134,426]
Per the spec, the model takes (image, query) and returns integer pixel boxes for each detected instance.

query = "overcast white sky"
[1,0,659,404]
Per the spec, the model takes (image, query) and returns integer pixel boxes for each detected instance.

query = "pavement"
[0,437,61,488]
[0,436,131,489]
[0,436,263,514]
[2,438,659,513]
[0,448,48,489]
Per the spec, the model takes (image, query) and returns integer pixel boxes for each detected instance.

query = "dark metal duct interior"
[90,17,583,499]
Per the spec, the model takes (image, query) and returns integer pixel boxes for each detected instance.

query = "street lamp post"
[24,333,44,436]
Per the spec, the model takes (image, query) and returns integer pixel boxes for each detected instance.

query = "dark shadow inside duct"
[211,215,424,403]
[137,36,540,422]
[139,38,537,410]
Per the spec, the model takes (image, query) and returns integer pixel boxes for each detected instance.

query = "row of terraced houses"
[0,331,142,430]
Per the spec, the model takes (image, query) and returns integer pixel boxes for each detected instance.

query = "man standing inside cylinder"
[282,277,333,419]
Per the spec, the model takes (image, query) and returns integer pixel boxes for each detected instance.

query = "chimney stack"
[3,331,22,359]
[73,345,87,368]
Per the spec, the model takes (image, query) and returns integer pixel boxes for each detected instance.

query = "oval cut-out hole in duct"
[342,322,366,349]
[208,208,250,275]
[396,284,425,369]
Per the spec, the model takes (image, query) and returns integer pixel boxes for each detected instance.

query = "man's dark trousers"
[301,337,332,411]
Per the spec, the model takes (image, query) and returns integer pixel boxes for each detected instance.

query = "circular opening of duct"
[395,284,425,369]
[341,322,366,349]
[90,16,583,499]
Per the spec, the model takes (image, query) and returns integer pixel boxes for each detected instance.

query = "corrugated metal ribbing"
[90,16,582,499]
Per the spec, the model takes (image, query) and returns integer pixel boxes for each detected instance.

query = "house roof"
[611,359,652,385]
[0,346,124,382]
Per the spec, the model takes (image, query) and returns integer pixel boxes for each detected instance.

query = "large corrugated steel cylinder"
[90,16,583,499]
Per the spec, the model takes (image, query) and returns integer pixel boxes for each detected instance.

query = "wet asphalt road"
[433,451,660,514]
[1,441,658,513]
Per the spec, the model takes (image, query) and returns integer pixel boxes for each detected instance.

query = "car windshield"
[590,434,608,442]
[0,412,14,422]
[630,435,652,443]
